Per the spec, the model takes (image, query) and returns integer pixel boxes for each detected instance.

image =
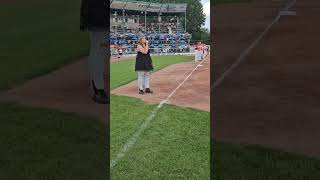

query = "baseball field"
[212,0,320,179]
[1,0,320,179]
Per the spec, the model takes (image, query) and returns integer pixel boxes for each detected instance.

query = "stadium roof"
[110,0,187,13]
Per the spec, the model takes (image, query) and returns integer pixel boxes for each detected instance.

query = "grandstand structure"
[110,0,193,56]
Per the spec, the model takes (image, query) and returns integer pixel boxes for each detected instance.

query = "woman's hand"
[137,44,149,54]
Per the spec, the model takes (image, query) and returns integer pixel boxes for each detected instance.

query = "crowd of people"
[138,22,182,34]
[109,31,192,57]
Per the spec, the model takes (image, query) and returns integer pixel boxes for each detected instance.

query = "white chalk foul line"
[110,58,207,169]
[212,0,296,91]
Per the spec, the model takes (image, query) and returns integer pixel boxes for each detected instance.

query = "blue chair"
[180,40,186,44]
[159,35,165,40]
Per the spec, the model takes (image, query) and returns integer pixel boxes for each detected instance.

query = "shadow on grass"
[211,140,320,179]
[0,103,108,180]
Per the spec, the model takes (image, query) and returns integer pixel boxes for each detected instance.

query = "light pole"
[158,13,161,33]
[184,11,187,33]
[144,11,147,33]
[140,11,144,32]
[114,11,117,33]
[122,9,125,33]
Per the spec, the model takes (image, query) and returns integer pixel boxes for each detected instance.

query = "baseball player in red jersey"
[195,41,202,62]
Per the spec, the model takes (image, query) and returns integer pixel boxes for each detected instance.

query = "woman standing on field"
[135,35,154,94]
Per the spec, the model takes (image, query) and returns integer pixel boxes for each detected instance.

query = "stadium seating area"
[109,1,192,56]
[109,32,192,55]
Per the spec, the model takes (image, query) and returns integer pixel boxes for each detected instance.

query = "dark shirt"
[80,0,109,31]
[135,51,154,71]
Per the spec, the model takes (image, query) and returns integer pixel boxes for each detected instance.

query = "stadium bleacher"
[110,0,193,56]
[108,32,192,55]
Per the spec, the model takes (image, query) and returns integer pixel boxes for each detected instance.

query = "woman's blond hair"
[138,35,146,46]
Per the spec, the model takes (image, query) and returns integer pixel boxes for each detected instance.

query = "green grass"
[110,55,193,90]
[0,103,108,180]
[0,0,88,90]
[212,141,320,179]
[110,95,210,179]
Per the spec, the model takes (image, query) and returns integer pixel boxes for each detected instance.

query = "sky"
[201,0,210,31]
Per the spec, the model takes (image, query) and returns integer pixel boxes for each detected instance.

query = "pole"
[145,11,147,32]
[138,15,140,31]
[123,9,125,33]
[184,12,187,33]
[115,11,117,34]
[158,13,161,33]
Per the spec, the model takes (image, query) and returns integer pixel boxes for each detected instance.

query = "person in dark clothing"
[135,35,154,94]
[80,0,109,104]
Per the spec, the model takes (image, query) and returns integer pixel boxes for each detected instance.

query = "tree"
[183,0,206,36]
[193,27,210,44]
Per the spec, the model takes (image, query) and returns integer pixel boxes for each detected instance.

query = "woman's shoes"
[92,89,109,104]
[92,81,109,104]
[138,88,153,94]
[145,88,153,93]
[139,89,144,94]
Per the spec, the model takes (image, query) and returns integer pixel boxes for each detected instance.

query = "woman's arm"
[137,44,149,54]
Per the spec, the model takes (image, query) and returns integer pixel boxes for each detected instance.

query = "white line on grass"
[110,58,207,169]
[212,0,296,91]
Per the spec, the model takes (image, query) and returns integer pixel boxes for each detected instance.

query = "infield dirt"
[112,56,210,112]
[212,0,320,158]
